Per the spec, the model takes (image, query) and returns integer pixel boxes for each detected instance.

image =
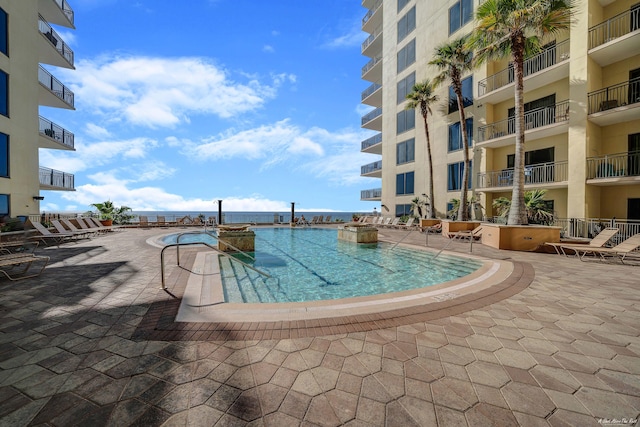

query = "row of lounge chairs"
[138,215,216,228]
[546,229,640,264]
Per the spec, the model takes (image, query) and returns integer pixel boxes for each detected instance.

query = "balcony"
[477,100,570,148]
[476,161,568,192]
[362,56,382,82]
[477,40,570,104]
[361,107,382,131]
[586,151,640,186]
[362,0,382,34]
[38,15,74,68]
[362,26,383,57]
[361,160,382,178]
[39,116,74,150]
[38,65,75,109]
[361,82,382,106]
[39,167,75,191]
[361,133,382,154]
[38,0,75,29]
[587,77,640,126]
[361,188,382,201]
[588,8,640,66]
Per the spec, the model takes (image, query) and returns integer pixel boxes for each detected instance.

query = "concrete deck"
[0,226,638,426]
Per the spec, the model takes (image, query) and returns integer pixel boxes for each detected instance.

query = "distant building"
[0,0,77,219]
[359,0,640,223]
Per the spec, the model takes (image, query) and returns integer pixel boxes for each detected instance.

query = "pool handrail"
[161,231,270,291]
[176,230,256,264]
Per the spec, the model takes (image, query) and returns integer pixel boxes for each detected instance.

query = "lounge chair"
[448,225,483,241]
[51,220,90,240]
[76,217,107,234]
[26,221,75,246]
[156,216,167,227]
[86,217,115,232]
[0,253,50,281]
[571,233,640,263]
[176,216,192,227]
[547,227,619,256]
[61,219,97,238]
[421,222,442,234]
[395,217,415,229]
[324,215,332,223]
[382,218,401,228]
[139,216,150,228]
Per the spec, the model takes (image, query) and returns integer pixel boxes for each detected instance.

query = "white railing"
[587,151,640,179]
[477,161,568,189]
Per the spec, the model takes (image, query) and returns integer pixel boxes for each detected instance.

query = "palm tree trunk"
[508,36,528,225]
[454,79,470,221]
[424,117,435,218]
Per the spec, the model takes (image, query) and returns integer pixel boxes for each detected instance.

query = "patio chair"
[324,215,332,223]
[395,217,415,229]
[51,220,90,240]
[571,233,640,264]
[0,252,50,281]
[382,218,401,228]
[139,216,150,228]
[156,216,167,227]
[86,217,115,232]
[26,221,75,247]
[61,219,97,238]
[547,227,619,256]
[448,225,483,241]
[76,217,108,234]
[377,217,392,227]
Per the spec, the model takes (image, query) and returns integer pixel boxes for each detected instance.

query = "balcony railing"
[587,151,640,179]
[477,161,568,189]
[361,82,382,101]
[361,133,382,150]
[38,65,74,107]
[39,116,74,149]
[361,107,382,126]
[362,26,382,53]
[361,160,382,175]
[478,40,569,97]
[53,0,74,26]
[588,77,640,114]
[589,8,640,49]
[362,56,382,77]
[39,167,75,190]
[38,15,74,66]
[478,100,569,143]
[361,188,382,199]
[362,0,383,26]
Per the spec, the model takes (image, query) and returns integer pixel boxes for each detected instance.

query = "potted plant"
[90,201,135,226]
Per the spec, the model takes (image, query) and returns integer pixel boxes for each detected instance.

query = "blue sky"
[40,0,379,213]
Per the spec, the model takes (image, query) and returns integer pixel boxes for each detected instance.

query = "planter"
[481,223,561,251]
[338,224,378,243]
[420,219,441,227]
[100,219,113,226]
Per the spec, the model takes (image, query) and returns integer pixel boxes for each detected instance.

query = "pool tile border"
[133,253,534,341]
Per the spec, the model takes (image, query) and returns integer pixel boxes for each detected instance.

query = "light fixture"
[33,196,45,201]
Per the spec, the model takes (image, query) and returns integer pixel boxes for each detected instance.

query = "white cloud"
[263,45,275,53]
[85,123,111,139]
[323,23,365,49]
[58,56,280,128]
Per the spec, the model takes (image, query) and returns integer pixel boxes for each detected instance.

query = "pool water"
[164,228,482,303]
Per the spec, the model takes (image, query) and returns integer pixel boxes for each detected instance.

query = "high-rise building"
[0,0,76,221]
[360,0,640,224]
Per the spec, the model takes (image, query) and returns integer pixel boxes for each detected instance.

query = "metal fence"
[39,167,74,190]
[38,65,74,107]
[587,151,640,179]
[477,161,568,189]
[588,7,640,49]
[38,14,74,65]
[39,116,74,149]
[588,77,640,114]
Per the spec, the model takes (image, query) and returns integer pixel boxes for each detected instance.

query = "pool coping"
[134,233,535,341]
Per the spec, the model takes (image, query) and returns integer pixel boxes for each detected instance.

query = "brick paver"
[0,226,638,426]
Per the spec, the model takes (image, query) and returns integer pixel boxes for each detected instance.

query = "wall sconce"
[33,196,45,201]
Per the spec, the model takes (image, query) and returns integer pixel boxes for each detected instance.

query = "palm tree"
[492,189,554,225]
[470,0,573,225]
[405,80,438,218]
[430,35,474,221]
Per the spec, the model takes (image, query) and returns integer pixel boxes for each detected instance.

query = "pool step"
[219,256,243,303]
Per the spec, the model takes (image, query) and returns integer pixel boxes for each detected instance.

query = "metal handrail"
[589,7,640,49]
[161,239,271,291]
[38,14,74,66]
[175,230,255,265]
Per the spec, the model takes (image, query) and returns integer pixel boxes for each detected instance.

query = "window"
[397,0,410,13]
[0,194,8,217]
[448,76,473,113]
[448,118,473,152]
[396,172,415,195]
[0,7,7,56]
[0,69,7,117]
[397,39,416,73]
[449,0,473,34]
[0,132,7,178]
[396,204,412,217]
[396,109,415,134]
[447,161,472,191]
[397,6,416,42]
[397,138,415,165]
[397,72,415,104]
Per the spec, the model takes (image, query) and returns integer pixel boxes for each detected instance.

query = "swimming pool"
[163,227,482,303]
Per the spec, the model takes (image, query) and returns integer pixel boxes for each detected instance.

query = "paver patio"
[0,226,638,426]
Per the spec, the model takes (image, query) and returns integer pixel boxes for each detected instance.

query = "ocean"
[130,210,367,224]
